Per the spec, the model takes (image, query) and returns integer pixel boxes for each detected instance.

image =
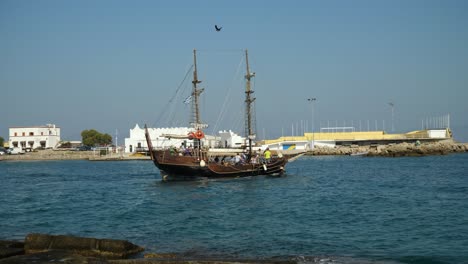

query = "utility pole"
[115,129,118,147]
[307,98,316,149]
[389,102,395,132]
[115,129,119,156]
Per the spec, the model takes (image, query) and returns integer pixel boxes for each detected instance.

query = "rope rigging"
[150,49,256,139]
[152,64,193,128]
[210,54,245,135]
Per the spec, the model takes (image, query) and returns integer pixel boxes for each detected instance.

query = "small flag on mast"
[183,95,193,104]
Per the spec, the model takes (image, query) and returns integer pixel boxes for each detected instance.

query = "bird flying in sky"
[215,25,222,31]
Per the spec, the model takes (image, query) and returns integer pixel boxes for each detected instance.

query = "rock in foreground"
[24,233,144,259]
[0,241,24,259]
[0,250,106,264]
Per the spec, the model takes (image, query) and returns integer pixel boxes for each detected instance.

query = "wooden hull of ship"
[150,150,287,180]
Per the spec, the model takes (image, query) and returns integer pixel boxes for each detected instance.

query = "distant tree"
[0,136,4,146]
[81,129,112,147]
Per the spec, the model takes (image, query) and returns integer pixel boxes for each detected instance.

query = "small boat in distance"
[145,49,289,180]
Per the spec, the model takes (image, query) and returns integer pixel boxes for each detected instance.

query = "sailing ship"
[145,49,289,180]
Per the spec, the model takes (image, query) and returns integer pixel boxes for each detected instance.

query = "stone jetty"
[0,233,295,264]
[306,140,468,157]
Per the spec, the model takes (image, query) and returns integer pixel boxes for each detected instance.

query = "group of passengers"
[210,148,273,166]
[170,145,274,164]
[168,144,195,156]
[180,145,194,156]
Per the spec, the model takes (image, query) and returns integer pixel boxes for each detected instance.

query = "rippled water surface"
[1,154,467,263]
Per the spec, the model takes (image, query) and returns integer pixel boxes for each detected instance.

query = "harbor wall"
[305,140,468,157]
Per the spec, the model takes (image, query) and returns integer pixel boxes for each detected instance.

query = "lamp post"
[307,98,316,149]
[388,102,394,132]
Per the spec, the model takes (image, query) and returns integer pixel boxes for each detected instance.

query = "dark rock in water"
[0,241,25,259]
[24,233,144,259]
[0,250,107,264]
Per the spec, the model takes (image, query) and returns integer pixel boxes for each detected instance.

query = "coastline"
[0,149,150,161]
[305,140,468,157]
[1,141,467,162]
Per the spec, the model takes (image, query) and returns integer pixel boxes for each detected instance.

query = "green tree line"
[81,130,112,147]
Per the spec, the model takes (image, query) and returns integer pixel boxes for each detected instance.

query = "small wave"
[394,256,459,264]
[24,172,53,177]
[293,255,404,264]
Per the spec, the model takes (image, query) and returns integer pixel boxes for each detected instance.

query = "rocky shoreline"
[1,141,467,162]
[0,150,150,161]
[306,140,468,157]
[0,233,295,264]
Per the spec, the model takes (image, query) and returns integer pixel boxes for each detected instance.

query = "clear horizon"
[2,1,467,143]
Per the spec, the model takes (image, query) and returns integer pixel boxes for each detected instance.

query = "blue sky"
[2,0,468,143]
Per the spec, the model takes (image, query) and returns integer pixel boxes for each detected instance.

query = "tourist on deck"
[234,154,241,165]
[169,146,177,156]
[240,152,247,164]
[263,148,272,163]
[251,152,258,164]
[183,146,192,156]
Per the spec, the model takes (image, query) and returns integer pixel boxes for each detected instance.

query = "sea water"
[1,154,467,264]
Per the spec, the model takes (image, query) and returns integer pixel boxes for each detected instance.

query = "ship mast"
[244,49,256,158]
[190,49,207,152]
[191,49,204,129]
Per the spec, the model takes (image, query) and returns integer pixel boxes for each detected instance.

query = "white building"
[124,124,246,153]
[9,124,61,150]
[218,130,245,148]
[427,129,448,138]
[125,124,193,153]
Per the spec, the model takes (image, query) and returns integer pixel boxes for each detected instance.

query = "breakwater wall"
[306,140,468,157]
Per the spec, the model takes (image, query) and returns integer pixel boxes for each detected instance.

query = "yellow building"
[260,129,452,151]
